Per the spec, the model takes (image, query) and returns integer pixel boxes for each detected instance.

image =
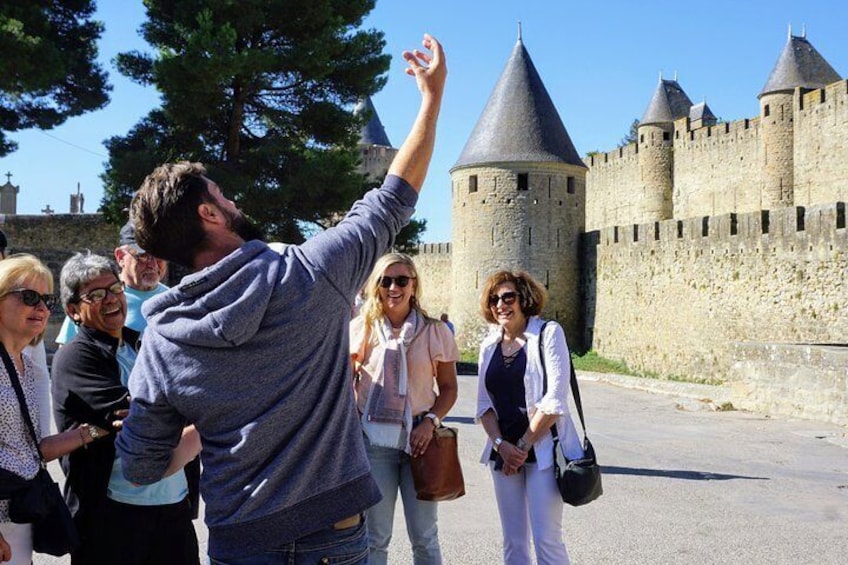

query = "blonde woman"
[0,255,108,564]
[350,253,458,565]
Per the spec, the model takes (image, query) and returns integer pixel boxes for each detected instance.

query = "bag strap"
[538,321,589,439]
[0,342,46,464]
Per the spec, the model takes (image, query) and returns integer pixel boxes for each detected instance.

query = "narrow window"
[613,226,619,243]
[796,206,805,232]
[640,134,644,143]
[654,221,660,241]
[566,177,575,194]
[517,173,529,191]
[662,131,670,141]
[528,226,532,245]
[761,210,770,234]
[837,202,846,229]
[702,217,709,237]
[730,213,738,236]
[764,104,770,117]
[633,224,639,242]
[469,174,478,193]
[677,221,683,239]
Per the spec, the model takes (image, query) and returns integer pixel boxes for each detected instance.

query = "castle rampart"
[414,242,453,321]
[586,202,847,389]
[794,80,848,206]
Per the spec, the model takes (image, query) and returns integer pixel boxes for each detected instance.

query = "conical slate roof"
[452,38,584,170]
[759,34,841,98]
[640,78,694,126]
[354,97,392,147]
[689,101,716,122]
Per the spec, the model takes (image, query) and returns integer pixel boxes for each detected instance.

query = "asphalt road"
[38,371,848,564]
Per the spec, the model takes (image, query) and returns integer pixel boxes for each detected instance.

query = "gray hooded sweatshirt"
[116,175,416,559]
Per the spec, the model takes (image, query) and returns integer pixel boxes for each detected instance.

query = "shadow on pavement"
[601,465,768,481]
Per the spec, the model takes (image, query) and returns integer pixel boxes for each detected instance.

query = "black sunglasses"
[7,288,57,310]
[79,281,125,304]
[379,275,414,288]
[488,291,518,307]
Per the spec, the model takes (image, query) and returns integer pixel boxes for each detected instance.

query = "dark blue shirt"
[485,343,536,464]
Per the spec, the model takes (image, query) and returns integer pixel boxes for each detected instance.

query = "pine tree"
[0,0,110,156]
[101,0,390,243]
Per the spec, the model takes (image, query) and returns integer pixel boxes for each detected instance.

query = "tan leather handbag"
[410,425,466,501]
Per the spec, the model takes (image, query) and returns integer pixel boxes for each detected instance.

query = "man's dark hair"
[131,162,212,269]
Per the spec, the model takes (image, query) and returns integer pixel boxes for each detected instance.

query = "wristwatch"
[517,437,530,451]
[425,412,441,428]
[493,437,504,452]
[82,424,101,442]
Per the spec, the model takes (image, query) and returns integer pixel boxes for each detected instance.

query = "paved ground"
[37,371,848,564]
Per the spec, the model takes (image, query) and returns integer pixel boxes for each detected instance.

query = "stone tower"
[354,96,397,182]
[449,29,587,348]
[637,76,693,222]
[758,29,840,208]
[0,172,19,215]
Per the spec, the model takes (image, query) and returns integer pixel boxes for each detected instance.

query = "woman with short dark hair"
[476,269,585,564]
[52,251,200,565]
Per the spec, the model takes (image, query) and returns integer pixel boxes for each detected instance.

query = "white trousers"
[490,462,571,565]
[0,521,32,565]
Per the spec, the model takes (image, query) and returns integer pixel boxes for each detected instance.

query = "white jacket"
[476,316,585,470]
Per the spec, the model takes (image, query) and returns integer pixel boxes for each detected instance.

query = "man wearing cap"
[55,221,169,344]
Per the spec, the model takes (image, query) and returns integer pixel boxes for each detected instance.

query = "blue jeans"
[208,518,368,565]
[364,438,442,565]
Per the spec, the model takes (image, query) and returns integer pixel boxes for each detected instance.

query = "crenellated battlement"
[416,242,452,255]
[597,202,846,249]
[583,141,639,168]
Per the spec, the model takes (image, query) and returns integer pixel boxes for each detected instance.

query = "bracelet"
[78,426,88,449]
[517,437,530,451]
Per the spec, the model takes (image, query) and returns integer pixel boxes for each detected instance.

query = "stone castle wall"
[586,202,847,384]
[794,81,848,205]
[414,242,453,322]
[586,79,848,228]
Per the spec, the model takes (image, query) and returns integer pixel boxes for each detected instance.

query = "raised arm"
[387,33,447,192]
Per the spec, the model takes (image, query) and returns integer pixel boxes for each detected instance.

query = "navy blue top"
[485,343,536,464]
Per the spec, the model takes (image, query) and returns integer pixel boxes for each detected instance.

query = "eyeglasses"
[79,281,125,304]
[379,275,414,288]
[6,289,56,310]
[126,249,157,263]
[488,291,518,307]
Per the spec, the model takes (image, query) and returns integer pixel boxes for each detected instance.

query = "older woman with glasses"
[475,270,585,565]
[349,252,459,565]
[51,251,200,565]
[0,254,108,565]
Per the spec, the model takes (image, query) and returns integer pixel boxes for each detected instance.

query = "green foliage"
[101,0,390,239]
[619,118,640,147]
[571,350,632,374]
[0,0,110,156]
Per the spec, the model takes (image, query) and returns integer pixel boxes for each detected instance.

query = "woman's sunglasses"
[7,288,57,310]
[379,276,414,288]
[488,291,518,307]
[79,281,125,304]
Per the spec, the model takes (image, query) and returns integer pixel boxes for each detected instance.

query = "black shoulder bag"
[538,322,603,506]
[0,343,80,556]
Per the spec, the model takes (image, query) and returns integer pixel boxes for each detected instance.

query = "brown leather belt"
[333,513,362,530]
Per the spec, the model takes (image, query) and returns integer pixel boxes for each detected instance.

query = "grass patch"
[571,350,632,375]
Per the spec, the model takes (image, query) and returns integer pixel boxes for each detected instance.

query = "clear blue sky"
[2,0,846,243]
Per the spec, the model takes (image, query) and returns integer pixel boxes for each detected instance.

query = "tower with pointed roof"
[355,97,398,182]
[0,172,19,215]
[759,28,840,208]
[637,76,694,221]
[449,27,587,345]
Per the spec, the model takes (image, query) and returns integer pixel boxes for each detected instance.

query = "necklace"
[500,339,524,357]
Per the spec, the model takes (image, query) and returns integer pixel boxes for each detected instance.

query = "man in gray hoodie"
[115,34,446,564]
